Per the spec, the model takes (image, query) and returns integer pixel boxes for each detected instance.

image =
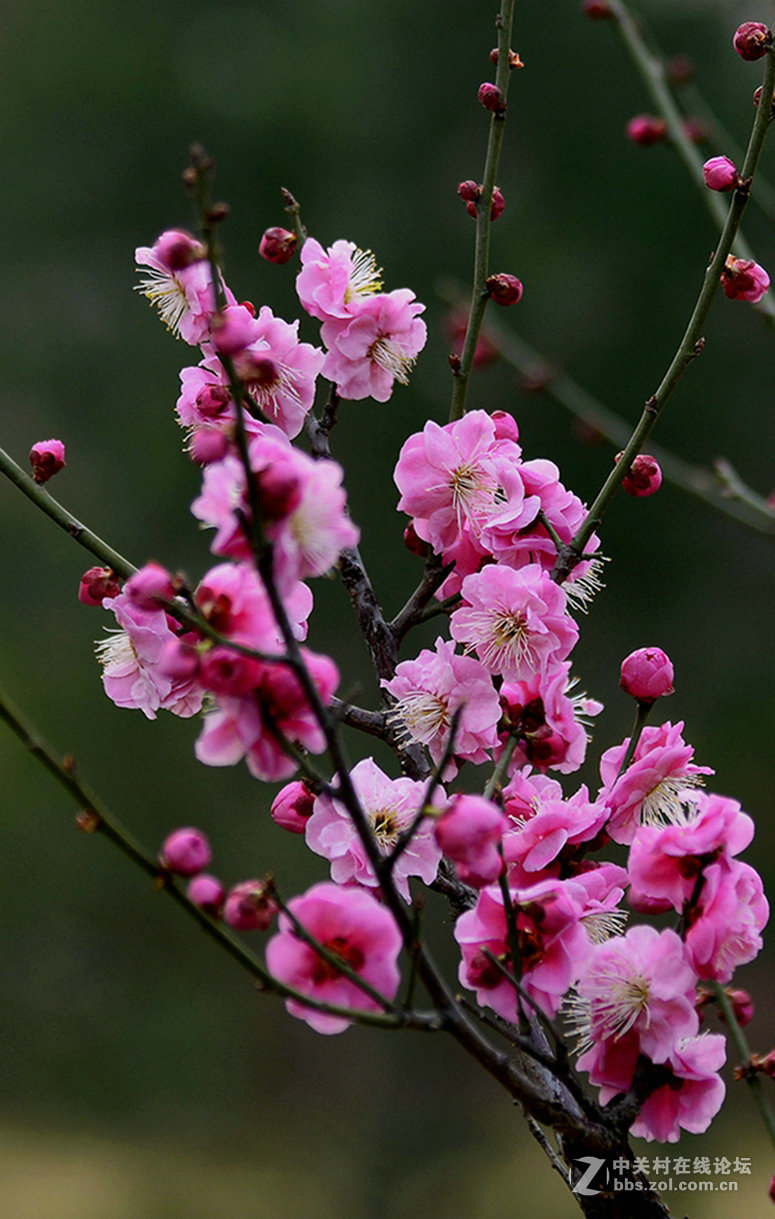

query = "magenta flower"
[618,452,662,497]
[626,115,666,146]
[572,926,699,1065]
[271,781,316,834]
[135,230,233,345]
[498,661,603,775]
[321,289,427,402]
[305,757,442,902]
[684,859,768,981]
[450,564,579,682]
[619,646,674,704]
[599,720,713,844]
[502,784,608,879]
[382,637,500,777]
[296,237,383,322]
[456,877,592,1020]
[631,1034,726,1143]
[265,882,402,1034]
[232,306,325,438]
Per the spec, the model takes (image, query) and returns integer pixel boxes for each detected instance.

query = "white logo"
[571,1156,607,1196]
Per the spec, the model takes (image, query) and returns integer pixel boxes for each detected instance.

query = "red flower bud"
[616,452,663,497]
[259,226,298,264]
[620,647,675,704]
[477,82,506,114]
[29,438,66,484]
[733,21,772,61]
[626,115,667,146]
[581,0,613,17]
[486,272,524,306]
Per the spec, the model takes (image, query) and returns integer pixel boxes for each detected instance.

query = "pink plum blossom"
[296,238,383,321]
[305,757,442,902]
[265,881,402,1034]
[271,781,316,833]
[135,230,234,345]
[598,720,713,845]
[194,647,338,782]
[450,564,579,682]
[232,306,325,437]
[501,784,609,880]
[684,859,768,982]
[456,877,593,1020]
[572,925,699,1065]
[721,255,770,303]
[631,1034,726,1143]
[702,155,738,192]
[223,879,278,931]
[96,591,204,720]
[498,662,603,775]
[321,289,427,402]
[381,637,500,777]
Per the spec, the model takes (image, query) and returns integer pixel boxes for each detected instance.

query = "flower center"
[344,248,383,302]
[134,269,189,336]
[368,336,416,385]
[369,806,401,851]
[389,691,449,746]
[311,935,365,983]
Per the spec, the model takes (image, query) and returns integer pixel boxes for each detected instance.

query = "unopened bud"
[620,646,675,704]
[733,21,772,61]
[160,827,212,876]
[581,0,613,17]
[626,115,667,146]
[616,451,663,497]
[187,873,225,916]
[702,155,739,192]
[223,879,277,930]
[78,566,121,606]
[486,273,524,306]
[477,82,506,114]
[271,781,316,833]
[125,562,176,610]
[259,226,298,264]
[29,438,66,484]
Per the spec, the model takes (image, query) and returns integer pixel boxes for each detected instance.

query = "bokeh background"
[1,0,774,1215]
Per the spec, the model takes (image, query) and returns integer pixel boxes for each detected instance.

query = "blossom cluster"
[76,145,769,1155]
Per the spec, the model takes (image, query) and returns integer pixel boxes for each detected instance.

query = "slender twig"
[449,0,518,421]
[554,41,775,579]
[713,981,775,1150]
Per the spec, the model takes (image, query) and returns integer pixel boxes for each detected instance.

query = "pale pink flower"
[627,791,755,912]
[631,1034,726,1143]
[194,647,338,782]
[232,306,325,438]
[434,794,508,887]
[394,410,527,556]
[321,289,427,402]
[381,637,500,777]
[96,592,203,720]
[599,720,713,845]
[305,757,442,902]
[265,881,402,1035]
[296,238,383,321]
[684,859,768,982]
[134,230,234,345]
[450,564,579,682]
[194,560,313,651]
[455,877,593,1021]
[502,784,609,878]
[571,925,699,1065]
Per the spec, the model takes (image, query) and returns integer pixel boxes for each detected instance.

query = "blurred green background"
[1,0,774,1215]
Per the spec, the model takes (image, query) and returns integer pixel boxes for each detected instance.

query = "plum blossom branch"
[713,980,775,1149]
[555,40,775,579]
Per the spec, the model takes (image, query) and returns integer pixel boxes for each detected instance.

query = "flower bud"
[724,988,755,1027]
[200,647,261,697]
[489,48,524,69]
[486,273,524,306]
[78,566,121,606]
[616,452,663,496]
[620,646,675,704]
[721,254,770,303]
[211,304,258,355]
[189,425,231,465]
[666,55,695,86]
[187,873,225,916]
[153,229,206,271]
[477,82,506,113]
[491,411,520,443]
[753,85,775,109]
[434,794,507,888]
[159,827,212,876]
[258,226,297,264]
[733,21,772,61]
[223,879,277,931]
[626,115,667,146]
[702,155,739,192]
[271,781,316,833]
[403,521,430,557]
[254,455,302,521]
[195,384,231,418]
[29,438,66,484]
[159,637,201,682]
[457,180,480,203]
[125,561,176,610]
[581,0,613,17]
[769,1173,775,1204]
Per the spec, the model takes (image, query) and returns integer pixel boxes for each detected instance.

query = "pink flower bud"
[271,781,316,833]
[721,254,770,302]
[491,411,520,443]
[160,827,212,876]
[125,562,176,610]
[477,82,506,113]
[199,647,260,697]
[78,566,121,606]
[258,226,297,265]
[189,426,231,465]
[682,118,706,145]
[753,85,775,109]
[187,873,225,916]
[254,456,302,521]
[582,0,613,17]
[733,21,772,61]
[489,48,524,70]
[486,272,524,306]
[616,452,663,496]
[620,646,675,704]
[211,304,258,355]
[457,179,480,202]
[29,439,66,484]
[434,794,507,888]
[724,988,755,1027]
[403,521,430,558]
[159,637,201,682]
[702,155,739,191]
[626,115,667,146]
[223,879,277,930]
[195,384,231,418]
[153,229,206,271]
